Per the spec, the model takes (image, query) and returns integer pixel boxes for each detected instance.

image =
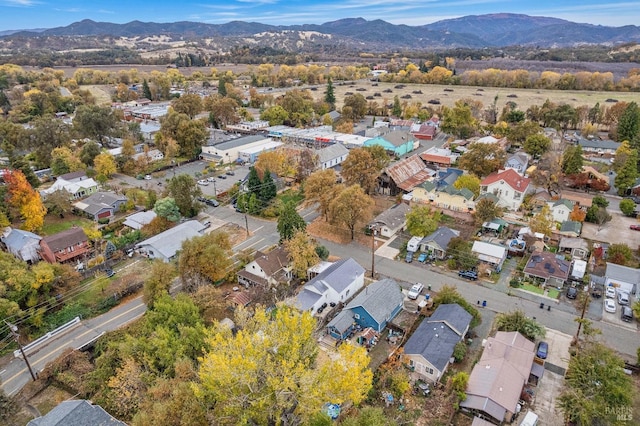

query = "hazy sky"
[1,0,638,30]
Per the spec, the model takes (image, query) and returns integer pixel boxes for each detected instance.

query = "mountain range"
[3,13,640,50]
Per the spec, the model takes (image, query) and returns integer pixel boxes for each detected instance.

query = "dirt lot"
[581,213,640,247]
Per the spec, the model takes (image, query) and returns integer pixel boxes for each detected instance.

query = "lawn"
[278,188,304,206]
[520,282,544,294]
[41,216,94,235]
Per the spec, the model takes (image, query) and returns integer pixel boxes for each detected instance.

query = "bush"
[97,217,110,225]
[510,278,521,287]
[453,341,467,362]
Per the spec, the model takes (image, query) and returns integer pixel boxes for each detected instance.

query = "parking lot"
[601,294,638,331]
[581,213,640,247]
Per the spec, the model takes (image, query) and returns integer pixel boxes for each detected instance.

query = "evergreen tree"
[142,79,152,101]
[618,102,640,148]
[247,166,262,196]
[324,77,335,110]
[392,95,402,117]
[614,147,639,196]
[217,76,228,97]
[561,145,584,175]
[277,202,306,242]
[260,168,277,202]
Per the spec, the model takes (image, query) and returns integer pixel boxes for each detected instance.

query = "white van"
[520,410,538,426]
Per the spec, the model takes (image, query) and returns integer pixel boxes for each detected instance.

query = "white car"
[604,298,617,314]
[617,291,630,306]
[407,283,424,300]
[144,174,152,180]
[197,179,209,186]
[605,286,616,298]
[207,176,216,182]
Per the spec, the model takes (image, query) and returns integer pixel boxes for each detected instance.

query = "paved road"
[1,297,146,396]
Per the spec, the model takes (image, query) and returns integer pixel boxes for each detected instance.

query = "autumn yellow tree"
[194,306,372,425]
[304,169,339,220]
[4,170,46,232]
[94,152,117,182]
[284,230,320,278]
[178,230,233,292]
[330,184,374,240]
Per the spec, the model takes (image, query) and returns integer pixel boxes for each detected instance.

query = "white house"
[292,258,365,314]
[370,203,411,238]
[471,241,507,270]
[548,199,573,223]
[317,143,349,170]
[479,169,531,211]
[135,221,206,262]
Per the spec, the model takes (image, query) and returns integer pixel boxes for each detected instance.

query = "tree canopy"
[457,143,507,178]
[405,205,441,237]
[495,310,545,341]
[194,307,372,425]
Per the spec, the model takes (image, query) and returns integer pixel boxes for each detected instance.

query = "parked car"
[536,341,548,359]
[617,291,630,305]
[630,225,640,231]
[605,298,617,313]
[218,174,227,179]
[621,306,634,322]
[202,220,211,229]
[207,176,216,182]
[225,170,235,176]
[405,251,414,263]
[408,283,424,300]
[144,174,152,180]
[566,286,578,299]
[458,270,478,281]
[590,286,602,298]
[197,179,209,186]
[605,286,616,299]
[417,252,428,263]
[105,268,115,278]
[317,302,328,314]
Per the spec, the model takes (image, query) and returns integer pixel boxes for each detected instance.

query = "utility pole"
[370,225,376,278]
[244,213,250,236]
[573,291,590,345]
[4,320,36,381]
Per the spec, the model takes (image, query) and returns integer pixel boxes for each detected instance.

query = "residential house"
[504,152,529,176]
[370,203,411,238]
[566,165,611,192]
[364,130,415,157]
[558,220,582,238]
[292,258,365,313]
[132,148,164,162]
[316,143,349,170]
[558,237,589,260]
[480,169,531,211]
[410,123,437,140]
[403,304,472,383]
[39,227,91,264]
[605,262,640,297]
[475,135,510,150]
[460,331,540,424]
[471,241,507,271]
[523,251,571,287]
[42,171,99,200]
[549,199,574,223]
[412,180,475,213]
[1,227,41,263]
[570,259,587,281]
[378,154,435,196]
[27,399,126,426]
[73,191,128,221]
[237,246,292,288]
[420,147,458,169]
[327,278,404,340]
[419,227,460,259]
[123,210,157,230]
[577,137,621,155]
[482,218,508,235]
[135,221,206,262]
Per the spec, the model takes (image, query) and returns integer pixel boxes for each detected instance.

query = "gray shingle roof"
[135,220,205,260]
[317,143,348,164]
[420,227,459,251]
[371,203,410,229]
[2,228,41,251]
[344,278,403,324]
[427,303,473,336]
[27,400,125,426]
[42,227,88,252]
[404,319,461,372]
[295,258,364,311]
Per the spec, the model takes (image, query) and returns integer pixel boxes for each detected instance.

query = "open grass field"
[40,216,93,235]
[326,80,640,113]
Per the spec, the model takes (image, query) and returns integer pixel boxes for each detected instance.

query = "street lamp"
[4,320,37,381]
